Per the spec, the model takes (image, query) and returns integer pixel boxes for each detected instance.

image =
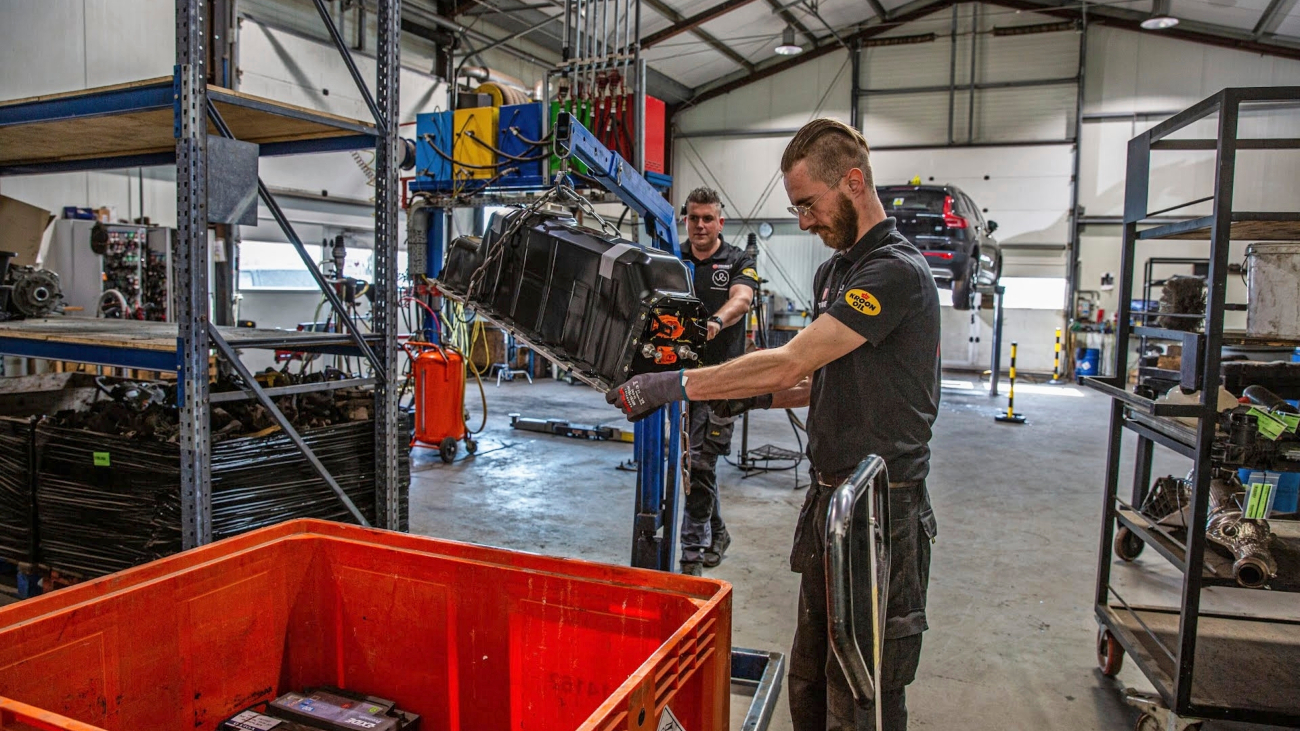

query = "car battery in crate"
[222,688,419,731]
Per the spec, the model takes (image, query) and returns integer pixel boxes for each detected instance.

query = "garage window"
[238,240,317,290]
[999,277,1066,310]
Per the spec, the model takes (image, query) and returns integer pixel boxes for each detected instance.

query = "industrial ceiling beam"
[683,0,953,108]
[1253,0,1298,38]
[987,0,1300,60]
[866,0,890,21]
[643,0,757,71]
[642,0,762,48]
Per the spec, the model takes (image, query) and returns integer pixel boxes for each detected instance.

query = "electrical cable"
[462,131,551,163]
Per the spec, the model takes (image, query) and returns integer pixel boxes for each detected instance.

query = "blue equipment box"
[414,110,453,187]
[496,103,547,188]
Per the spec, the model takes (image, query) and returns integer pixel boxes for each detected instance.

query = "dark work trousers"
[788,479,937,731]
[679,400,736,564]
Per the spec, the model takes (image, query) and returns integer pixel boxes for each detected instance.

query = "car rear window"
[878,188,946,213]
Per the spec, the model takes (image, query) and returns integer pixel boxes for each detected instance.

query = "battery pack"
[222,688,419,731]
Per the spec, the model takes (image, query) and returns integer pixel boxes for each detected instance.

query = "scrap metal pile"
[44,372,381,442]
[3,372,410,579]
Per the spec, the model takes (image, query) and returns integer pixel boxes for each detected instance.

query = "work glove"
[709,394,773,418]
[606,370,688,422]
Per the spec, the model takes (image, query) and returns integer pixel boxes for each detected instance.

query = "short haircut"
[684,187,724,214]
[780,118,874,189]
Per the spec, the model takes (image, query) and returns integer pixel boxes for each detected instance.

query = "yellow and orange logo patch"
[844,288,881,316]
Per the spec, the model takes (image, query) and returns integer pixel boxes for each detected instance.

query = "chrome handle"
[824,455,891,709]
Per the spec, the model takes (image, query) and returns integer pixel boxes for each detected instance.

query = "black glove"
[709,394,773,418]
[606,371,688,422]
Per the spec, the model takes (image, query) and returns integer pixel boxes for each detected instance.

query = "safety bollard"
[995,341,1028,424]
[1050,327,1064,384]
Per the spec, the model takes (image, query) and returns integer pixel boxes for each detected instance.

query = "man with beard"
[605,118,941,731]
[677,187,758,577]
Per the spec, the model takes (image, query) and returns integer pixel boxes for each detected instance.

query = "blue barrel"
[1075,347,1100,383]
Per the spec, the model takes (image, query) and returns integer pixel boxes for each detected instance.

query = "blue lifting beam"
[553,110,685,572]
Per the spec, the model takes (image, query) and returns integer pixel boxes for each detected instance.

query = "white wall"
[1077,25,1300,318]
[672,5,1300,371]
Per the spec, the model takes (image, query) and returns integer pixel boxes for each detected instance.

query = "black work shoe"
[701,532,731,568]
[680,561,703,576]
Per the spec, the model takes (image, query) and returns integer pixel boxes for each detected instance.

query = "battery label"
[228,711,283,730]
[270,690,400,731]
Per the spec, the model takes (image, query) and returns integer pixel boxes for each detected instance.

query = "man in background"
[677,186,757,576]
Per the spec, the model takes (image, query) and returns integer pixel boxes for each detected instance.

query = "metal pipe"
[563,0,572,63]
[1206,471,1277,588]
[207,323,371,527]
[825,455,890,725]
[967,3,977,143]
[850,39,860,129]
[947,5,958,145]
[1067,7,1087,317]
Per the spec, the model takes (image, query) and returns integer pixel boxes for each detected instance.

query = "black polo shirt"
[685,238,758,366]
[807,218,941,483]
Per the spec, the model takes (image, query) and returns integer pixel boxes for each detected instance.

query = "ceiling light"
[1140,0,1179,29]
[775,25,803,55]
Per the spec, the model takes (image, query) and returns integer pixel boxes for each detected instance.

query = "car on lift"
[877,184,1002,310]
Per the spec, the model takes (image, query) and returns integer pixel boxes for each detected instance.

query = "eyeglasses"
[787,172,847,219]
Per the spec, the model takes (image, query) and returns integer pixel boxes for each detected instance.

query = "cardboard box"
[0,195,55,266]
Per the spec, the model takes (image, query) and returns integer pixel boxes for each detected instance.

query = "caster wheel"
[1134,713,1160,731]
[1115,526,1146,562]
[465,438,478,456]
[439,436,458,464]
[1098,628,1124,677]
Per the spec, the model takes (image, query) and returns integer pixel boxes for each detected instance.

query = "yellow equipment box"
[453,106,499,180]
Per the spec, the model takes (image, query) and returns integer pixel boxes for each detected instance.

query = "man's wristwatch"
[708,316,724,328]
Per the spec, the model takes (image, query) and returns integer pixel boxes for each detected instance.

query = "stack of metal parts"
[0,377,411,580]
[0,416,35,565]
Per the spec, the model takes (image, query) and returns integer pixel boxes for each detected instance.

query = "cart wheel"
[1115,527,1146,562]
[465,437,478,455]
[1134,713,1160,731]
[439,437,458,464]
[1097,628,1124,677]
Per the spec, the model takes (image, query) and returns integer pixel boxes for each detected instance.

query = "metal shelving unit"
[0,0,404,549]
[1086,86,1300,728]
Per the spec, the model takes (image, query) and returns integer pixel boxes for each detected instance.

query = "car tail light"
[923,251,954,260]
[942,195,968,229]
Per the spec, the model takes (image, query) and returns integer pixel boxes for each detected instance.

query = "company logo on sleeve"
[740,267,759,280]
[844,289,881,316]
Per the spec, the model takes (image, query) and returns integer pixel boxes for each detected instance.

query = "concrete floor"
[408,372,1297,731]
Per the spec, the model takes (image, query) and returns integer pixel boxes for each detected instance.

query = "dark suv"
[877,184,1001,310]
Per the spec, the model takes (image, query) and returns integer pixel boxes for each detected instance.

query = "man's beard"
[811,194,859,251]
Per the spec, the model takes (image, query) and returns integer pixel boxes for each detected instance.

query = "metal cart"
[1085,86,1300,729]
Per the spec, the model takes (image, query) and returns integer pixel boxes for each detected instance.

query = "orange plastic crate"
[0,519,732,731]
